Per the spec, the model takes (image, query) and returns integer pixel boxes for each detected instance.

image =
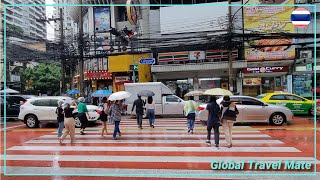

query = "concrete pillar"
[236,77,242,95]
[193,77,199,101]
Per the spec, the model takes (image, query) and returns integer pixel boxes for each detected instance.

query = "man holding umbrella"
[131,95,145,129]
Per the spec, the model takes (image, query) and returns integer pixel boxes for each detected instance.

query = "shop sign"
[243,66,288,74]
[85,71,112,80]
[189,51,205,60]
[243,78,261,86]
[115,76,129,82]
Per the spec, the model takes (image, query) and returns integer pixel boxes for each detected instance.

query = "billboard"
[160,2,228,34]
[244,0,295,61]
[94,7,110,32]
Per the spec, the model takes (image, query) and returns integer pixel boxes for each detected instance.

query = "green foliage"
[21,64,61,94]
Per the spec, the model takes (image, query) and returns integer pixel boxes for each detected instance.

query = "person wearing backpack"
[100,97,111,137]
[183,96,199,134]
[220,95,239,148]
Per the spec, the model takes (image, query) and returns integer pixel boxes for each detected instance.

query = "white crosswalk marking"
[3,118,317,177]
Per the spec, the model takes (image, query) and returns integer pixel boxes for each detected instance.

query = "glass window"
[50,99,60,107]
[257,94,267,99]
[285,95,304,101]
[240,98,264,106]
[270,95,285,100]
[166,95,179,102]
[9,96,26,104]
[31,99,51,106]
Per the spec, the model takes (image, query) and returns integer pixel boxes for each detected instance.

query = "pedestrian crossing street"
[2,118,319,178]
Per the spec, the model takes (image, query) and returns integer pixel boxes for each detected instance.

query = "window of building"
[270,95,285,100]
[117,6,128,22]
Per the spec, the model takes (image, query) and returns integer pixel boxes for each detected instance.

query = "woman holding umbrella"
[109,100,125,140]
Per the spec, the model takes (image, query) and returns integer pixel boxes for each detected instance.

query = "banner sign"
[94,7,110,32]
[189,51,206,60]
[243,78,262,86]
[85,71,112,80]
[158,51,189,63]
[243,0,295,61]
[242,66,288,74]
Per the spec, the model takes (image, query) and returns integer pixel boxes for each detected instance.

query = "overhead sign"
[243,67,289,74]
[189,51,205,60]
[291,8,311,28]
[139,58,155,64]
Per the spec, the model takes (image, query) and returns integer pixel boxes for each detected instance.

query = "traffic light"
[129,65,138,71]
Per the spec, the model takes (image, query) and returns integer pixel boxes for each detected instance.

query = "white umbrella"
[203,88,233,96]
[108,91,131,101]
[0,88,19,94]
[184,90,204,97]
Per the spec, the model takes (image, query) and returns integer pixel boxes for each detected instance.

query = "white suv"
[18,96,100,128]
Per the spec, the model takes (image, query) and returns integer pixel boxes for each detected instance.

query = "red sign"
[85,71,112,80]
[242,66,288,74]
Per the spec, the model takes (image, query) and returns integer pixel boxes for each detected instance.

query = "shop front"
[108,54,152,92]
[241,66,289,97]
[85,70,113,92]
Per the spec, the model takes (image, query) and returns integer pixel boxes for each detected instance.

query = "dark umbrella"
[137,90,155,97]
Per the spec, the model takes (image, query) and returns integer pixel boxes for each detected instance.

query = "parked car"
[257,92,314,115]
[18,96,100,128]
[124,82,186,118]
[0,95,26,120]
[197,96,293,126]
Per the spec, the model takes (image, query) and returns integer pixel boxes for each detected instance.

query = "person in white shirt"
[146,96,155,128]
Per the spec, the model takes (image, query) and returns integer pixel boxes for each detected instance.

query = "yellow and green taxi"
[257,92,314,115]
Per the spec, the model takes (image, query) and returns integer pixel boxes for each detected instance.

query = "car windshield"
[257,94,267,99]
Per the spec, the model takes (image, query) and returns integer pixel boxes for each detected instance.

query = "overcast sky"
[46,0,55,41]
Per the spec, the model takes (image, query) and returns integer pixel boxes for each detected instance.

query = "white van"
[124,82,186,117]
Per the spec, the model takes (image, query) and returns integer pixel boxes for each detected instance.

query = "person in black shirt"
[206,96,221,147]
[56,100,64,138]
[131,95,145,129]
[59,103,75,144]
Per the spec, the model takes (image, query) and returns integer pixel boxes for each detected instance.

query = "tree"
[21,64,61,95]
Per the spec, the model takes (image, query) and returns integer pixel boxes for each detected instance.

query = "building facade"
[3,0,46,39]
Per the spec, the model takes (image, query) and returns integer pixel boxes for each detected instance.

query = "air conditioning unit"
[300,50,312,59]
[296,0,308,3]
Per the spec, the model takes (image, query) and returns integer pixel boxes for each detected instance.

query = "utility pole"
[228,0,233,92]
[37,12,65,94]
[60,8,65,94]
[79,0,84,97]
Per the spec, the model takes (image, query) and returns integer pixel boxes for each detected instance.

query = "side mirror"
[178,99,181,103]
[20,101,23,105]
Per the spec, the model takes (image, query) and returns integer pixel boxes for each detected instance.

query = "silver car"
[197,96,294,126]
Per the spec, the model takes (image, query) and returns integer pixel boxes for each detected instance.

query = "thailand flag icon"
[291,8,311,28]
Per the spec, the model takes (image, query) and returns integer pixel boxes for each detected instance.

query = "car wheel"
[25,115,38,128]
[270,113,285,126]
[74,115,82,128]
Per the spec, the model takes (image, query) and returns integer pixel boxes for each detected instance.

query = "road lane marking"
[39,134,271,139]
[7,146,301,152]
[1,155,319,163]
[0,124,25,131]
[25,139,284,144]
